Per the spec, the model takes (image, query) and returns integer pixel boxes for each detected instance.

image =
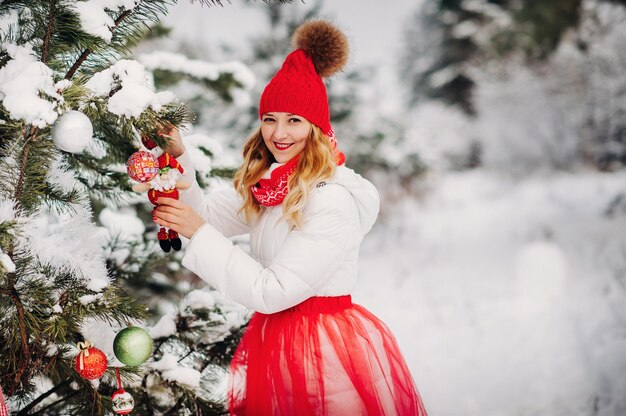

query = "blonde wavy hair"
[233,124,336,228]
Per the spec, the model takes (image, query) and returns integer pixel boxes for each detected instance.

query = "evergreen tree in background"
[400,0,583,115]
[400,0,626,171]
[0,1,269,414]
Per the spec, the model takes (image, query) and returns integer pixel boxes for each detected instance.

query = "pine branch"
[6,264,31,395]
[17,378,71,416]
[14,127,37,205]
[65,8,133,80]
[29,389,80,416]
[41,0,58,63]
[3,144,37,394]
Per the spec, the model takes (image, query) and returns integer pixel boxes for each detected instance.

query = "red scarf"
[250,131,346,207]
[251,156,300,206]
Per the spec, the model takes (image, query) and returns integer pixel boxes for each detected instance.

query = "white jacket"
[177,152,380,314]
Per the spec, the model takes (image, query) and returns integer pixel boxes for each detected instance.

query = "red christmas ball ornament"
[127,150,158,183]
[75,341,107,380]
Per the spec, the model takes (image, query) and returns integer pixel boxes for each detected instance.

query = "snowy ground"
[353,169,626,416]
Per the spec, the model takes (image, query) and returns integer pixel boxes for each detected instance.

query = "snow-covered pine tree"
[0,1,260,414]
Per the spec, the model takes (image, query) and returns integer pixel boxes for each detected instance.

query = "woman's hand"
[153,197,205,239]
[159,124,185,158]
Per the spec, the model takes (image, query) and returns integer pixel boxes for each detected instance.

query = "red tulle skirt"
[228,295,427,415]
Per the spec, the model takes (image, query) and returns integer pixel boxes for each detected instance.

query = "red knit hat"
[259,20,349,137]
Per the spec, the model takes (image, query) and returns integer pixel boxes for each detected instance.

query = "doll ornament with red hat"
[129,132,190,252]
[153,20,428,415]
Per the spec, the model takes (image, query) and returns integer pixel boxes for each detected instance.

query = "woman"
[154,20,427,416]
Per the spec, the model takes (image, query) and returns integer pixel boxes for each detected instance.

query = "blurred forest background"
[1,0,626,415]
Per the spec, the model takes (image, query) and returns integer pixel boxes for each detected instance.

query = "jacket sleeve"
[176,151,249,238]
[181,184,361,313]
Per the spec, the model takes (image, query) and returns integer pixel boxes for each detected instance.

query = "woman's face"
[261,112,311,163]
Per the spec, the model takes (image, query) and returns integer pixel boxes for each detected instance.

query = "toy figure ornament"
[127,131,190,252]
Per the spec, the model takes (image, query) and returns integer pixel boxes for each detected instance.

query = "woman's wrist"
[170,145,185,158]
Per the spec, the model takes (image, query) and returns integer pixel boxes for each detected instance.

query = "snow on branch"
[18,203,110,293]
[85,59,175,118]
[0,249,16,273]
[138,51,256,90]
[0,198,16,224]
[70,0,142,43]
[0,43,63,127]
[151,353,202,389]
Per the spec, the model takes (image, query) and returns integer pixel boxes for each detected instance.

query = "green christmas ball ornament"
[113,327,153,366]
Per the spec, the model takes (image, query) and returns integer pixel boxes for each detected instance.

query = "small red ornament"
[126,150,159,183]
[75,341,107,380]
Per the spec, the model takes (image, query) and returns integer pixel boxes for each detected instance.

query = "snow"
[176,129,239,182]
[404,102,473,170]
[78,293,103,305]
[0,250,15,273]
[70,0,140,43]
[138,51,256,89]
[461,0,511,27]
[46,156,86,195]
[0,198,15,222]
[354,169,626,416]
[428,66,458,89]
[0,9,19,35]
[150,353,202,389]
[472,64,581,171]
[55,79,72,91]
[513,241,568,318]
[18,204,110,293]
[149,313,177,339]
[181,289,216,311]
[85,59,174,118]
[0,43,61,127]
[71,1,116,43]
[108,83,173,118]
[451,20,479,38]
[99,207,146,240]
[230,87,253,108]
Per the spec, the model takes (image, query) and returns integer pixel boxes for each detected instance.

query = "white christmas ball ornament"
[111,388,134,414]
[52,110,93,153]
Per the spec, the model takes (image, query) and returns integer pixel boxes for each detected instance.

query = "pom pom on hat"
[292,20,349,78]
[259,20,349,136]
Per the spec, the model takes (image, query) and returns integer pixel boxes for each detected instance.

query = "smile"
[273,142,294,150]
